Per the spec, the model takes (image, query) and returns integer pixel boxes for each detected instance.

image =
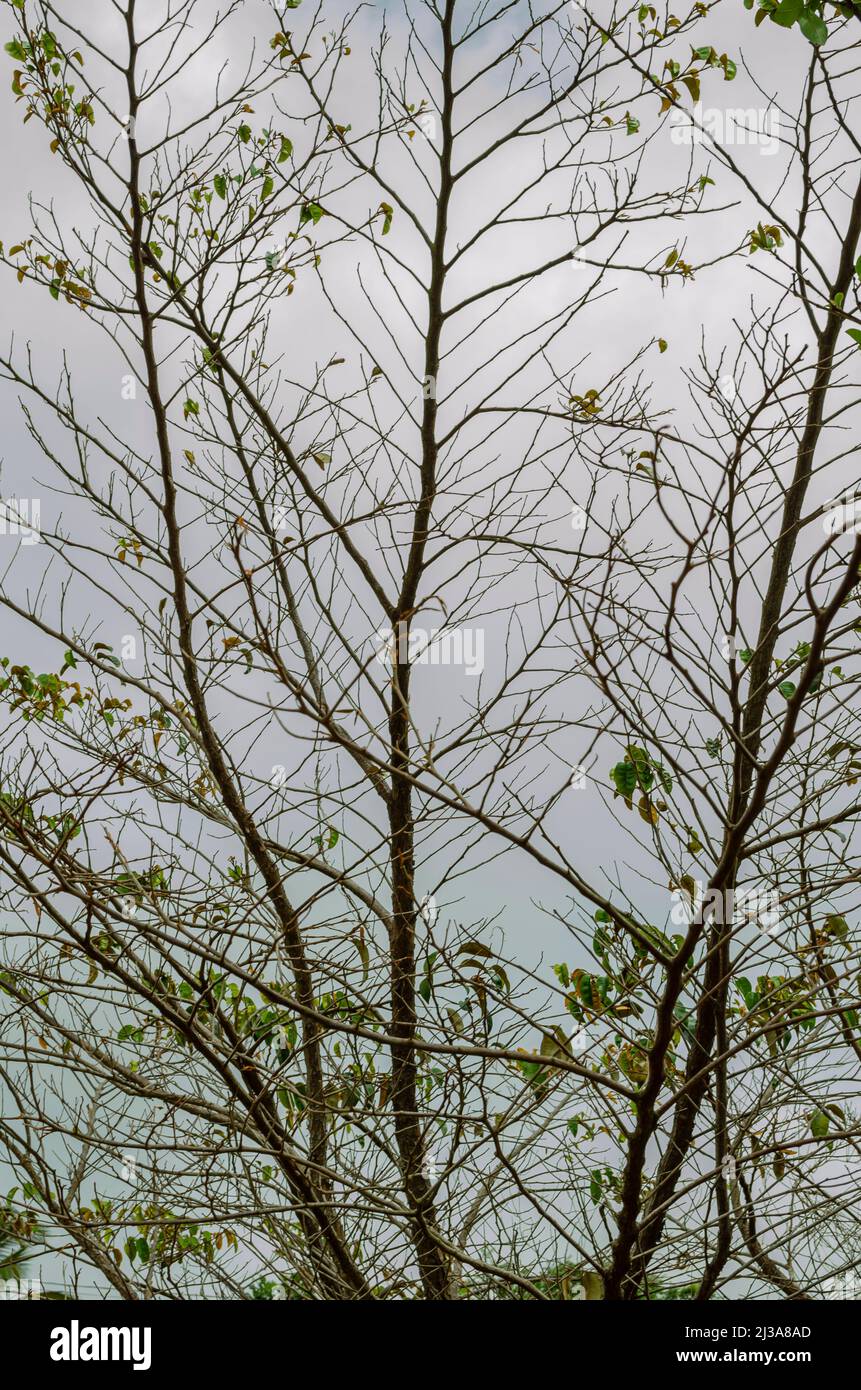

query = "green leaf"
[636,923,676,957]
[810,1109,830,1138]
[4,40,28,61]
[379,201,393,235]
[261,175,274,200]
[300,202,324,226]
[610,761,637,801]
[354,935,369,979]
[214,174,227,199]
[824,914,848,939]
[238,123,252,144]
[737,976,755,1008]
[277,136,293,163]
[627,744,660,793]
[772,0,803,26]
[797,8,828,44]
[491,963,511,992]
[778,680,796,699]
[847,329,861,348]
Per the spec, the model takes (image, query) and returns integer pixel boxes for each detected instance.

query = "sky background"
[0,0,845,979]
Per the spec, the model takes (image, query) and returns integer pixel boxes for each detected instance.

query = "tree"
[0,0,860,1300]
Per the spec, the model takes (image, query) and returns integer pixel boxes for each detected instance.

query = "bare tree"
[0,0,860,1301]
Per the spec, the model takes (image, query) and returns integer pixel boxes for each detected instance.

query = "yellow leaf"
[680,874,696,903]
